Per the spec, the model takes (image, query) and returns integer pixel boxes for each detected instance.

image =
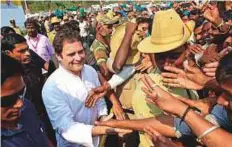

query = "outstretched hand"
[161,65,205,90]
[141,74,188,116]
[85,82,110,108]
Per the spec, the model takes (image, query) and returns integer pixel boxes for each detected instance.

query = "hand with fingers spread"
[135,53,153,72]
[184,62,213,87]
[144,125,177,147]
[141,74,188,116]
[202,61,219,77]
[161,65,204,90]
[187,44,204,55]
[85,82,110,108]
[203,4,222,26]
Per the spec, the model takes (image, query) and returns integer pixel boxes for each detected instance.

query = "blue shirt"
[1,99,49,147]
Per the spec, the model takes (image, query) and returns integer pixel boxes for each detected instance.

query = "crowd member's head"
[97,16,119,37]
[138,9,195,71]
[223,36,232,50]
[1,33,31,64]
[50,16,61,32]
[63,15,69,23]
[61,20,80,32]
[1,54,25,128]
[189,9,200,20]
[24,18,38,38]
[216,52,232,109]
[136,17,152,38]
[53,27,85,76]
[1,26,16,37]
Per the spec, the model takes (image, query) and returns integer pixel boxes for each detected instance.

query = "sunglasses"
[1,87,26,107]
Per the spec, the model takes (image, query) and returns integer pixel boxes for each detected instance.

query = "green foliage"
[27,1,100,13]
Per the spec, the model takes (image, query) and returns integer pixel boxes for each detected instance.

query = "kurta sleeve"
[42,84,94,147]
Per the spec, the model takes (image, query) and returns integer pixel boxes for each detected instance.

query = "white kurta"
[42,64,107,147]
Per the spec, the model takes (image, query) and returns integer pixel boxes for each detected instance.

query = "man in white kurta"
[41,25,109,146]
[42,64,108,147]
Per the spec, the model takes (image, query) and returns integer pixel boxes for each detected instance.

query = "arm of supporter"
[107,65,136,89]
[42,86,94,146]
[112,22,137,73]
[29,49,49,70]
[141,74,232,147]
[94,71,108,118]
[181,107,232,147]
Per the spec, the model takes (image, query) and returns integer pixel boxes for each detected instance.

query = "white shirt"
[79,21,89,37]
[42,64,107,147]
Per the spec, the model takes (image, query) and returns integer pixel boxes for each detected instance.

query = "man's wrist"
[176,104,189,118]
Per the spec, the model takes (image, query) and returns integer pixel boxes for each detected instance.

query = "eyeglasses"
[1,87,26,107]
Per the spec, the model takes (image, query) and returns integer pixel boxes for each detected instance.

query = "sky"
[1,3,26,28]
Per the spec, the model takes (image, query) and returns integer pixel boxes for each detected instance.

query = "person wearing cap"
[47,16,61,44]
[60,15,69,25]
[90,15,119,77]
[9,19,22,35]
[94,9,199,146]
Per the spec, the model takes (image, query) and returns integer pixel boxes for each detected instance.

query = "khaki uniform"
[90,39,110,65]
[132,69,199,147]
[47,30,56,44]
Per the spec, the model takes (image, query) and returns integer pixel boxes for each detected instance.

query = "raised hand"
[141,74,187,116]
[135,53,153,72]
[187,44,204,55]
[203,4,222,26]
[184,62,213,86]
[161,65,204,90]
[144,125,177,147]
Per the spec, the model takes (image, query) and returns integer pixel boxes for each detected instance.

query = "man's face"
[137,22,149,38]
[58,40,85,76]
[100,24,113,37]
[26,23,37,37]
[194,22,217,45]
[1,74,25,124]
[53,23,60,32]
[7,42,31,64]
[154,45,186,71]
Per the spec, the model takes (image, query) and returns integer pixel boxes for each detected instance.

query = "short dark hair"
[53,26,81,55]
[24,18,38,29]
[1,26,16,37]
[61,20,80,32]
[1,53,22,85]
[1,33,26,52]
[216,52,232,85]
[195,16,205,28]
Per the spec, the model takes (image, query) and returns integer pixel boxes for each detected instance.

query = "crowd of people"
[1,1,232,147]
